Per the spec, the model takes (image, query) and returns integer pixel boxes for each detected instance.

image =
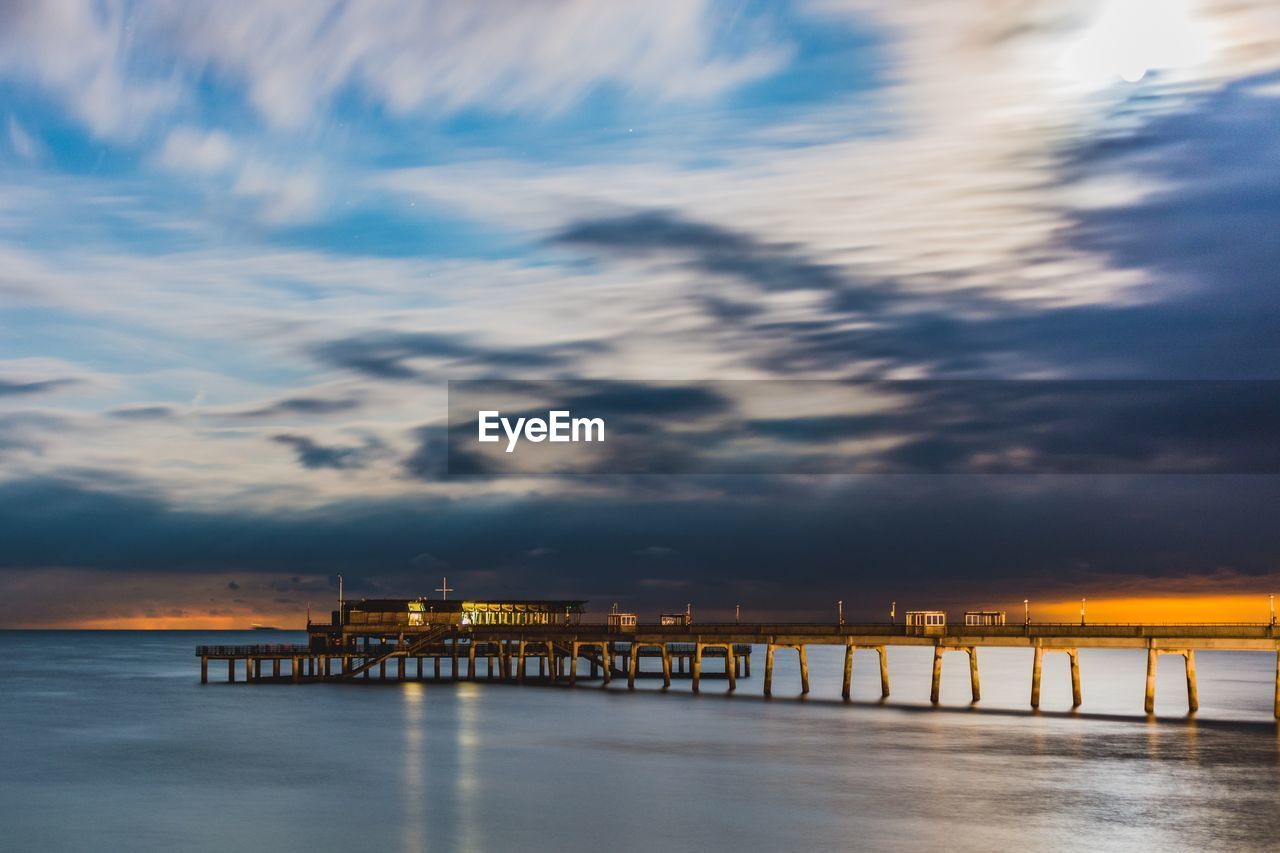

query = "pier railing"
[196,644,312,656]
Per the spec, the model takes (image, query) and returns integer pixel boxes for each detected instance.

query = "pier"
[197,618,1280,717]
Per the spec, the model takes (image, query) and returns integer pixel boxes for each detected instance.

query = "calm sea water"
[2,631,1278,853]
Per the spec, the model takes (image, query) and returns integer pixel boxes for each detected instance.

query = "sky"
[1,0,1279,628]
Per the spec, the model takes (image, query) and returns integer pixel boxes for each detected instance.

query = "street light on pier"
[1270,594,1275,626]
[1080,597,1086,627]
[890,601,896,624]
[1024,599,1029,626]
[838,600,844,626]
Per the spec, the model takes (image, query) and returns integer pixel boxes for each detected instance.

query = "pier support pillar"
[842,642,854,700]
[877,646,890,697]
[1147,648,1198,714]
[517,641,527,684]
[661,645,672,689]
[764,644,775,696]
[930,646,942,704]
[968,647,980,702]
[570,642,579,686]
[1185,650,1198,713]
[272,658,280,678]
[545,641,557,683]
[603,644,612,685]
[200,657,208,684]
[798,645,809,695]
[228,659,235,682]
[726,646,737,691]
[246,657,254,682]
[452,643,460,680]
[1274,650,1280,719]
[1145,648,1158,713]
[434,656,441,680]
[1031,646,1043,708]
[692,643,703,693]
[1069,649,1082,707]
[291,657,299,683]
[468,642,477,680]
[379,660,386,680]
[628,643,639,690]
[397,656,405,680]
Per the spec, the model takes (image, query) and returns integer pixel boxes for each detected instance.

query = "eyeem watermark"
[478,410,605,453]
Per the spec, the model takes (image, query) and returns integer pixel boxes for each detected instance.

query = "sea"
[2,631,1278,853]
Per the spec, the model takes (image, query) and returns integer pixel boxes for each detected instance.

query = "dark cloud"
[106,405,177,420]
[314,331,607,380]
[555,210,869,297]
[0,377,78,397]
[0,475,1277,619]
[271,433,389,470]
[232,396,364,418]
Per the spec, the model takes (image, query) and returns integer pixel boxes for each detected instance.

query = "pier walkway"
[197,621,1280,717]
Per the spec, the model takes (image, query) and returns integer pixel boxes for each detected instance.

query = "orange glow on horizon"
[1020,594,1277,624]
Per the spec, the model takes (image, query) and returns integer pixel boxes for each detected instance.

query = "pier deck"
[197,621,1280,717]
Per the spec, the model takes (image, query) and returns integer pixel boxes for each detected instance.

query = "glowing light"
[1060,0,1213,89]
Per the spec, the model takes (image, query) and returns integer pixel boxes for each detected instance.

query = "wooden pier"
[197,620,1280,717]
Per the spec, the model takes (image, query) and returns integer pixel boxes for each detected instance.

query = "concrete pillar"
[930,645,943,704]
[246,657,254,682]
[517,641,527,684]
[569,642,579,686]
[968,647,980,702]
[228,659,235,683]
[538,656,546,677]
[1069,649,1082,706]
[254,658,261,680]
[468,642,477,680]
[726,646,736,691]
[1274,650,1279,720]
[397,656,406,680]
[200,657,208,684]
[842,641,854,700]
[798,645,810,695]
[661,645,672,689]
[1185,650,1198,713]
[877,646,889,697]
[272,658,281,678]
[1145,647,1158,713]
[1031,645,1044,708]
[379,660,386,680]
[764,644,775,696]
[628,644,639,689]
[434,656,441,680]
[452,642,460,679]
[603,644,612,685]
[545,641,557,682]
[692,643,703,693]
[292,657,300,683]
[745,653,751,678]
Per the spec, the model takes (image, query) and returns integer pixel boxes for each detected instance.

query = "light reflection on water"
[1,631,1278,853]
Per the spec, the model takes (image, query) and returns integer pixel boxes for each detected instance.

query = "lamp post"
[890,601,896,624]
[1024,599,1029,626]
[1270,594,1275,626]
[338,574,343,625]
[838,600,844,626]
[735,603,740,624]
[1080,597,1086,627]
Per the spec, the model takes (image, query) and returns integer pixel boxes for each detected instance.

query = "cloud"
[1,474,1278,620]
[0,1,787,137]
[232,395,364,418]
[271,433,389,470]
[154,127,237,174]
[555,210,859,295]
[314,331,608,380]
[7,116,44,161]
[0,377,78,397]
[105,405,178,421]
